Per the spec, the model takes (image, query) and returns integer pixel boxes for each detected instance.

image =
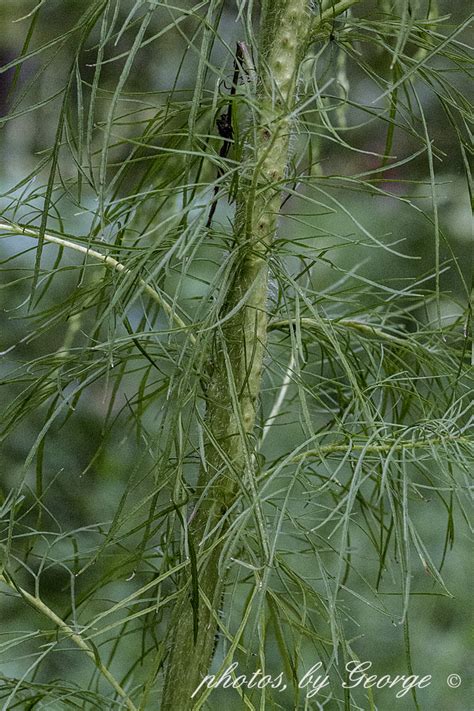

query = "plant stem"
[161,1,314,708]
[291,435,472,460]
[316,0,360,29]
[0,573,138,711]
[0,221,195,344]
[269,317,431,349]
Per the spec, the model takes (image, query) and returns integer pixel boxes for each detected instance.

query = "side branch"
[313,0,360,35]
[0,221,195,344]
[0,573,138,711]
[293,435,472,461]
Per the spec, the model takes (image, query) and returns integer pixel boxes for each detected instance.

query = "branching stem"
[0,221,195,344]
[0,573,138,711]
[293,435,471,460]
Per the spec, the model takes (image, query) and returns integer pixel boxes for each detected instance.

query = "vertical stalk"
[162,2,312,708]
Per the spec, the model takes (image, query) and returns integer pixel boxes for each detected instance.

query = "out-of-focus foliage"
[0,1,472,709]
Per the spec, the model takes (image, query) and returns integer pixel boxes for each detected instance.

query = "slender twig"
[292,435,471,461]
[269,316,427,349]
[261,351,296,443]
[0,221,195,344]
[313,0,361,35]
[0,573,138,711]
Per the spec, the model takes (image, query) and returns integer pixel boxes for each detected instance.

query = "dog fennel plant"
[0,1,472,710]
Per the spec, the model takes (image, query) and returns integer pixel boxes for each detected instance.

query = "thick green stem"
[161,1,313,708]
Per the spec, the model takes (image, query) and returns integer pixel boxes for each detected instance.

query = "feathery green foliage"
[0,1,472,709]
